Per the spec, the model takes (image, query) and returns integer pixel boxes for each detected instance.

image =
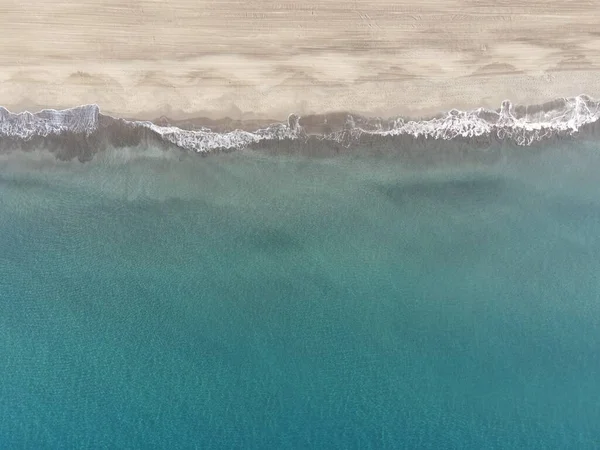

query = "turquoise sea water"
[1,143,600,448]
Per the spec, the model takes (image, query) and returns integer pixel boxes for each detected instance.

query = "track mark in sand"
[356,11,382,30]
[450,14,469,21]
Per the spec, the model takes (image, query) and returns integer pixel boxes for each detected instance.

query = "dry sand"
[1,0,599,121]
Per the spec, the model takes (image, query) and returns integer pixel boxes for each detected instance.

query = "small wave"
[0,95,599,159]
[0,104,100,139]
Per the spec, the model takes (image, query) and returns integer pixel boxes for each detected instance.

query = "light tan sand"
[1,0,599,121]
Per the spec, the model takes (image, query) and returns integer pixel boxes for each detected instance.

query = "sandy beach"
[1,0,599,121]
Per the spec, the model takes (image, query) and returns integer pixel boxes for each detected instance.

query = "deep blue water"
[1,144,600,448]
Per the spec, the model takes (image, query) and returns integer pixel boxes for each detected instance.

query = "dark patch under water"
[377,176,508,207]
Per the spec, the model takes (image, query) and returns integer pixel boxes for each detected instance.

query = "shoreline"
[1,94,598,132]
[1,95,599,160]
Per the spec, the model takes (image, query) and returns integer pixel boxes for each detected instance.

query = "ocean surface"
[2,110,600,447]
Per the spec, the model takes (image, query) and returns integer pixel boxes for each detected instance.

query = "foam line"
[0,96,598,154]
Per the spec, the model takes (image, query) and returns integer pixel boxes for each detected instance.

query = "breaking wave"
[1,95,599,160]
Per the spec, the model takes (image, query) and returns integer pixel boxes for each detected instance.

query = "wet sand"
[1,1,599,121]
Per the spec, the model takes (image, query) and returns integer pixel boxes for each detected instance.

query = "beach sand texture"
[1,0,599,120]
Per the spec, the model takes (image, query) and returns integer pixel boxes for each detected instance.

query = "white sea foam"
[143,121,300,153]
[0,104,100,139]
[382,96,600,145]
[0,96,599,153]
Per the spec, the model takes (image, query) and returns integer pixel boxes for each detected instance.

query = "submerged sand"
[1,1,599,121]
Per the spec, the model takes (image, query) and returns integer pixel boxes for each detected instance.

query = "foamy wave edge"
[1,95,599,154]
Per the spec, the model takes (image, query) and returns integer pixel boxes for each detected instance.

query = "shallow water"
[1,144,600,448]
